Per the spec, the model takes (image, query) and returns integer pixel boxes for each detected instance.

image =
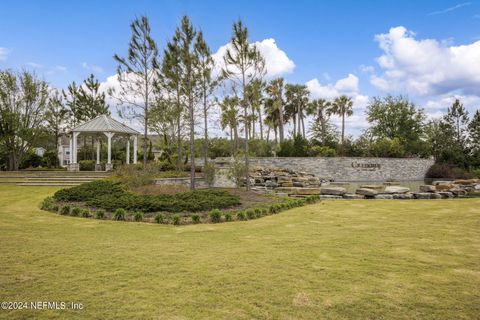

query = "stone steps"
[0,171,110,186]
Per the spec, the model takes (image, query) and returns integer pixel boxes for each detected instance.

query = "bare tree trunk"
[189,98,195,190]
[203,89,208,167]
[258,108,263,140]
[278,103,284,143]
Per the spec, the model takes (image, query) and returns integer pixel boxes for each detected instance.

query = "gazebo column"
[126,138,130,165]
[104,132,115,171]
[69,132,80,171]
[133,135,138,164]
[95,137,102,171]
[68,135,72,165]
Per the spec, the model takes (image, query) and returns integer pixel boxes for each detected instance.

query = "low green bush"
[71,207,81,216]
[236,211,247,221]
[261,208,268,215]
[60,205,71,215]
[209,209,222,223]
[81,208,91,218]
[40,197,55,211]
[87,189,240,213]
[79,160,95,171]
[246,209,256,220]
[154,213,164,224]
[269,204,280,214]
[191,214,201,224]
[51,204,59,212]
[172,215,181,225]
[95,209,105,219]
[54,180,126,202]
[133,211,144,222]
[224,212,232,222]
[113,208,126,221]
[254,208,262,218]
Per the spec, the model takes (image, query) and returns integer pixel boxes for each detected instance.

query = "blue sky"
[1,0,479,134]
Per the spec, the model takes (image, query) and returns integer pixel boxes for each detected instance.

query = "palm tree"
[266,78,285,143]
[246,79,265,140]
[263,98,281,143]
[285,84,310,137]
[220,96,241,153]
[329,95,353,149]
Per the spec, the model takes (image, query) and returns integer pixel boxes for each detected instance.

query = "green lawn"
[0,185,479,319]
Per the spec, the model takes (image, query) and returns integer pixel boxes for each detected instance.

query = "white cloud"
[306,74,360,100]
[306,74,370,135]
[27,62,43,69]
[359,64,375,74]
[212,38,295,79]
[82,62,104,73]
[427,2,471,16]
[0,47,9,61]
[371,26,480,96]
[424,94,480,116]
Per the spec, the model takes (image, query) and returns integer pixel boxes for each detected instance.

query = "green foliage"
[254,208,262,218]
[426,163,473,179]
[472,169,480,179]
[54,180,126,202]
[191,214,201,224]
[224,212,232,222]
[40,197,55,211]
[269,204,280,214]
[172,215,181,225]
[245,209,256,220]
[368,137,405,158]
[154,213,165,224]
[95,209,105,219]
[20,152,43,169]
[157,160,176,172]
[79,160,95,171]
[113,208,126,221]
[87,189,240,213]
[60,205,71,215]
[156,171,188,179]
[81,208,91,218]
[308,145,336,157]
[203,162,215,187]
[71,207,81,216]
[277,135,310,157]
[113,163,158,188]
[236,211,247,221]
[227,157,247,188]
[209,209,222,223]
[133,211,144,222]
[260,208,268,216]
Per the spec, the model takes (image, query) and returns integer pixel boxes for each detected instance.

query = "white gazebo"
[67,115,140,171]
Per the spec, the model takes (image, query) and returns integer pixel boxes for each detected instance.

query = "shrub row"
[86,189,241,213]
[54,180,126,202]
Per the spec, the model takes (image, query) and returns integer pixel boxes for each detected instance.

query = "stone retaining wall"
[213,157,434,182]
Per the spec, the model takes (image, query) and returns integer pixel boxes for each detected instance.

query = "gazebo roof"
[71,115,140,135]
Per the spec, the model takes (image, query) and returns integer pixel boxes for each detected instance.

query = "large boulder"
[355,188,379,196]
[437,191,454,199]
[264,180,278,189]
[343,193,365,200]
[454,179,478,185]
[383,186,410,194]
[320,195,343,199]
[475,184,480,190]
[435,184,454,191]
[393,193,413,200]
[320,187,347,196]
[419,185,436,192]
[375,194,393,200]
[430,193,442,199]
[360,184,383,190]
[413,192,432,199]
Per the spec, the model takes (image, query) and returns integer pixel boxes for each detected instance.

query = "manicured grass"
[0,185,479,319]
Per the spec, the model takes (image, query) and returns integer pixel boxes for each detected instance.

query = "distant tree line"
[1,15,479,184]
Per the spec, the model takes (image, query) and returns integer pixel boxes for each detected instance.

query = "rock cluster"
[246,167,480,201]
[247,167,324,189]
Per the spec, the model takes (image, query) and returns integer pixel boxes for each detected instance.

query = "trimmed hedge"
[54,181,126,202]
[86,189,240,213]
